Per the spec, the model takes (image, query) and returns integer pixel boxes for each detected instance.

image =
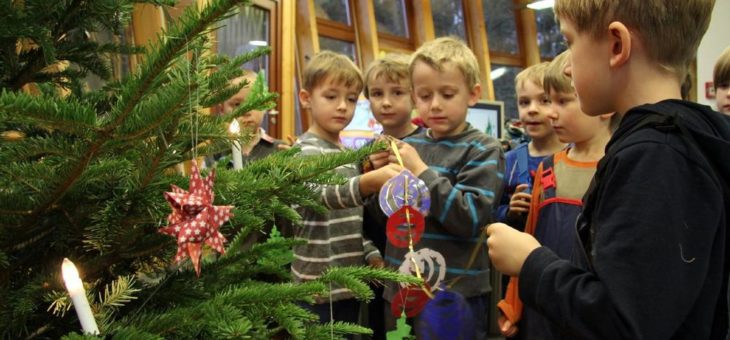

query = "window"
[217,5,270,74]
[431,0,466,40]
[490,64,523,120]
[373,0,408,38]
[535,8,566,59]
[314,0,351,25]
[319,36,357,62]
[483,0,520,56]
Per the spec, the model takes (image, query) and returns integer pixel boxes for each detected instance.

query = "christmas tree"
[0,0,416,338]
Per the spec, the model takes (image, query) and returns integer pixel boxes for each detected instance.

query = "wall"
[697,0,730,108]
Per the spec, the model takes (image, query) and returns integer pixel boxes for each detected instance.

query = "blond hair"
[714,47,730,89]
[409,37,480,89]
[302,51,363,92]
[515,62,550,90]
[543,51,572,95]
[363,53,411,99]
[554,0,715,79]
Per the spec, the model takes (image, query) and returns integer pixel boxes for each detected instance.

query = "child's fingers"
[511,192,532,202]
[515,183,529,193]
[285,135,296,145]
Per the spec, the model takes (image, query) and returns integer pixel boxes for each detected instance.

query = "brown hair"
[302,51,363,92]
[714,47,730,89]
[554,0,715,79]
[409,36,480,89]
[543,51,572,95]
[363,53,411,99]
[515,62,550,90]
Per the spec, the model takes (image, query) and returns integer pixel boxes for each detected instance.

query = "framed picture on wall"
[466,100,504,139]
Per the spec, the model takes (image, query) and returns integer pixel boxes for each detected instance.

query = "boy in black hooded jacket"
[486,0,730,339]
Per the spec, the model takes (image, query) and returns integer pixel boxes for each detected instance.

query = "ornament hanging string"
[388,139,433,299]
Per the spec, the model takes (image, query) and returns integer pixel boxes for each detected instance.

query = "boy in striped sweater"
[293,51,402,325]
[384,37,505,339]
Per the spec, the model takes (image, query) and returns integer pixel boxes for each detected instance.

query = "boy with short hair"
[361,53,424,339]
[496,51,614,339]
[714,46,730,115]
[293,50,402,325]
[385,37,505,339]
[496,63,565,230]
[223,70,284,163]
[487,1,730,339]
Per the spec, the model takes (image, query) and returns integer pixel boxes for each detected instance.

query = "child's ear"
[607,21,631,69]
[298,89,311,109]
[468,83,482,106]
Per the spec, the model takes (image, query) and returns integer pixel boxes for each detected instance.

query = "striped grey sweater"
[382,124,505,301]
[292,132,381,302]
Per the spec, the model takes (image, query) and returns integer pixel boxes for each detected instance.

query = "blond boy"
[496,63,565,229]
[714,46,730,115]
[385,37,504,339]
[488,1,730,338]
[292,50,402,325]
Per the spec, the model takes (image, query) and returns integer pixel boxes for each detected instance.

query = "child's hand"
[360,163,403,196]
[277,135,297,150]
[367,256,385,269]
[388,141,428,176]
[498,313,519,337]
[486,223,540,277]
[507,184,531,218]
[368,151,390,170]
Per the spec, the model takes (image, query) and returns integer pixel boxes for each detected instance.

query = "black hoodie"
[518,100,730,339]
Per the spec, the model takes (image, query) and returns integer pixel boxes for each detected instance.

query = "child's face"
[299,76,360,140]
[411,60,480,139]
[560,17,614,116]
[223,77,265,131]
[548,90,606,144]
[367,75,413,131]
[516,79,555,141]
[716,82,730,115]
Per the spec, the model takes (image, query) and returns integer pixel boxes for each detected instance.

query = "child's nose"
[337,98,348,111]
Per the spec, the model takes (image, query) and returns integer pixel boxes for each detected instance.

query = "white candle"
[229,119,243,170]
[61,258,100,335]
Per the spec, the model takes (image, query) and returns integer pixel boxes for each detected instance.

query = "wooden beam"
[132,3,166,63]
[411,0,435,47]
[518,8,541,65]
[280,0,298,139]
[353,0,378,69]
[464,0,494,100]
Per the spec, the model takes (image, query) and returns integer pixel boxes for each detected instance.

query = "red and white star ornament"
[159,160,234,276]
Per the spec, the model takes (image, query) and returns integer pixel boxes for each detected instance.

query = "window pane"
[431,0,466,40]
[319,36,357,63]
[314,0,351,25]
[536,8,566,59]
[217,5,270,74]
[491,64,523,120]
[374,0,408,38]
[483,0,520,55]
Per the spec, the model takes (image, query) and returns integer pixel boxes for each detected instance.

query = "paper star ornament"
[159,160,233,276]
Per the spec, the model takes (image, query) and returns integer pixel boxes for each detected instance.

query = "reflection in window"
[217,5,270,74]
[483,0,520,55]
[491,64,523,120]
[431,0,466,40]
[319,36,357,63]
[536,8,566,59]
[314,0,351,25]
[374,0,408,38]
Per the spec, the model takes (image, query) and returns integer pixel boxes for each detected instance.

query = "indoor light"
[527,0,554,10]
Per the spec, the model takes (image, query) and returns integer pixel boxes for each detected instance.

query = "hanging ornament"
[398,248,446,291]
[159,160,233,276]
[390,283,431,318]
[416,288,476,340]
[386,312,413,340]
[379,169,431,217]
[386,206,425,248]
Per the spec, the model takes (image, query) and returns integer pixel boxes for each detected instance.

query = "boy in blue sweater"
[384,37,505,339]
